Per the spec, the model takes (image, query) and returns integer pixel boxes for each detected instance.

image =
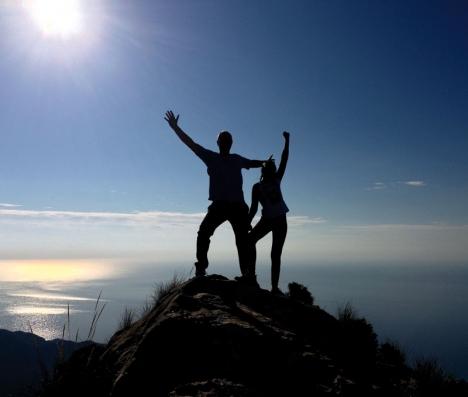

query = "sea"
[1,259,467,380]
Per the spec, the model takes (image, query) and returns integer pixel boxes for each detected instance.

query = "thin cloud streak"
[0,209,322,228]
[0,203,22,207]
[367,182,386,190]
[0,209,205,228]
[288,216,327,226]
[367,181,427,190]
[339,224,468,232]
[399,181,426,186]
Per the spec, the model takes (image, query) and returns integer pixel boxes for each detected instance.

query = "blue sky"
[1,0,467,265]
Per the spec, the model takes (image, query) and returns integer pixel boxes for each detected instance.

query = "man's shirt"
[196,145,252,202]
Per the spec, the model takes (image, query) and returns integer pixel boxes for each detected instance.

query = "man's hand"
[164,110,199,154]
[283,131,290,140]
[164,110,179,129]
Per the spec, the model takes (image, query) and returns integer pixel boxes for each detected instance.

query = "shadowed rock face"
[101,275,354,396]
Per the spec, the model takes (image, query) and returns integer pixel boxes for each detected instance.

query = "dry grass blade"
[28,321,38,349]
[67,303,70,343]
[91,302,107,341]
[57,323,66,362]
[86,292,107,342]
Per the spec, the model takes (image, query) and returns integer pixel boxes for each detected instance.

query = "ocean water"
[0,259,467,379]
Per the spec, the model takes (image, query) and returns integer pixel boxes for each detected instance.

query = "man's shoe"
[271,286,285,296]
[234,274,259,288]
[194,262,207,277]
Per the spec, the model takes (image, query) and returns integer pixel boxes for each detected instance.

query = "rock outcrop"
[104,274,349,396]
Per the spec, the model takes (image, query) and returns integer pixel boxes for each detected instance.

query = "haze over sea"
[1,259,467,380]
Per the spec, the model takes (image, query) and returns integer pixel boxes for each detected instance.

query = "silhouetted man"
[165,110,266,280]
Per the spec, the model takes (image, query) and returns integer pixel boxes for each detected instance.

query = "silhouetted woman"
[248,132,290,295]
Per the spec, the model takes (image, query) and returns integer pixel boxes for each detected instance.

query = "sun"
[31,0,82,37]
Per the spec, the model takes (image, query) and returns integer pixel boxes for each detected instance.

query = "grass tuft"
[413,353,456,391]
[285,281,314,305]
[379,337,408,367]
[137,296,153,318]
[117,306,137,331]
[151,270,188,307]
[334,300,379,367]
[115,272,189,333]
[335,300,360,323]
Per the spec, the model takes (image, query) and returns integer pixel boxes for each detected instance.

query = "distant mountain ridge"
[0,329,97,397]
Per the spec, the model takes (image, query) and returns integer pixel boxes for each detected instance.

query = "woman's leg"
[270,215,288,288]
[248,217,273,276]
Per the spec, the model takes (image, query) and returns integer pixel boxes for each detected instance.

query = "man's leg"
[196,202,228,273]
[228,202,252,276]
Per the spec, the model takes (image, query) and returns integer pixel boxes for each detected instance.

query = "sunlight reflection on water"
[0,259,128,341]
[9,293,95,301]
[0,259,120,283]
[11,307,73,315]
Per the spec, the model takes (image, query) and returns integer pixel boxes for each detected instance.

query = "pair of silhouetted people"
[165,110,289,294]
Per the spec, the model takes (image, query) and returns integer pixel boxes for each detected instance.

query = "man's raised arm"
[164,110,199,154]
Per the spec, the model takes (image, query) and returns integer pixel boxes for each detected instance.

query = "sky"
[1,0,468,265]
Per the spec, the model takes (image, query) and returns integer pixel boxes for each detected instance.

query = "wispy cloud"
[367,181,427,190]
[367,182,386,190]
[0,203,22,207]
[0,209,322,229]
[0,209,204,228]
[339,223,467,232]
[288,216,327,226]
[398,181,426,186]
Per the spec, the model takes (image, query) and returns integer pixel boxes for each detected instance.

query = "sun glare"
[31,0,82,36]
[0,260,115,283]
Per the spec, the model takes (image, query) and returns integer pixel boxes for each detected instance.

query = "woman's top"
[257,179,289,218]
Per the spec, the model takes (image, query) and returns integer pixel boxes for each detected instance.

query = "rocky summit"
[37,274,467,397]
[105,274,347,396]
